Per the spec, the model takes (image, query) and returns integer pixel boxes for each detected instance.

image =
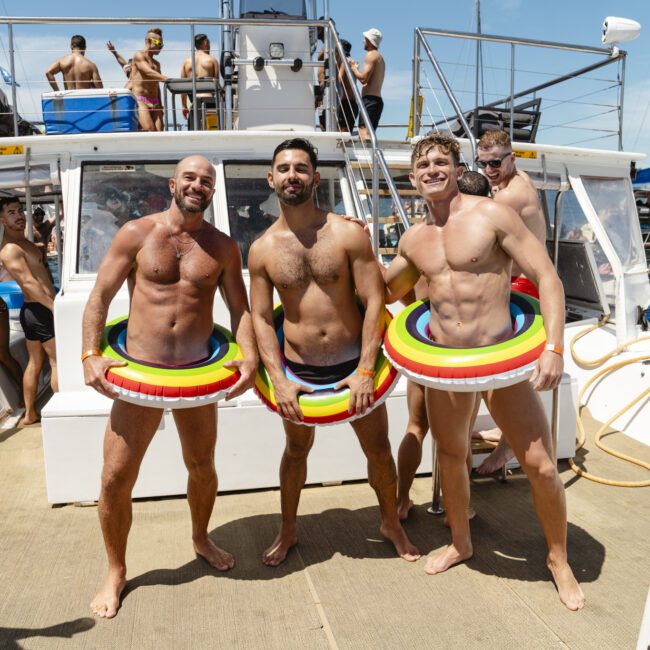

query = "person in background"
[180,33,220,126]
[335,39,358,132]
[0,197,58,425]
[46,35,103,91]
[130,28,168,132]
[106,41,133,90]
[348,28,385,140]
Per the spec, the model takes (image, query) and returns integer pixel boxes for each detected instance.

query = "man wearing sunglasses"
[473,130,548,473]
[131,28,168,131]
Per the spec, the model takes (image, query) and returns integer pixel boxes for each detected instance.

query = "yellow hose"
[569,317,650,487]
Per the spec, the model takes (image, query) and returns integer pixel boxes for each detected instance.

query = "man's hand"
[182,107,189,120]
[529,350,563,391]
[224,357,258,400]
[273,376,314,423]
[335,372,375,415]
[106,41,116,53]
[83,355,127,399]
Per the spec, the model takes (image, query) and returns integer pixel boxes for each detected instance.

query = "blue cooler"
[42,88,138,134]
[0,281,24,319]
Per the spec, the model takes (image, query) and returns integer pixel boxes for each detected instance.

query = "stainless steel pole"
[190,24,198,131]
[8,24,18,137]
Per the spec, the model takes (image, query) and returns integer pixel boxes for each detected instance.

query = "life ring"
[383,291,546,392]
[100,316,242,408]
[254,305,400,425]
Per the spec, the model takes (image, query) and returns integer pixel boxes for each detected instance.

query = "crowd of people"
[45,23,387,136]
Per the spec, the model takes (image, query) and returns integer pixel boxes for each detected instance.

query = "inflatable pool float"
[383,291,546,392]
[254,305,399,425]
[100,316,242,408]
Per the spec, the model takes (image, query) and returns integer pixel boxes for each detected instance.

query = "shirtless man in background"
[180,33,219,123]
[474,130,549,473]
[0,198,58,425]
[131,28,168,131]
[349,28,385,139]
[83,156,257,618]
[384,133,584,611]
[249,138,419,567]
[45,35,102,91]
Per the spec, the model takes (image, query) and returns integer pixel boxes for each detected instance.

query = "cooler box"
[42,88,138,134]
[0,281,23,319]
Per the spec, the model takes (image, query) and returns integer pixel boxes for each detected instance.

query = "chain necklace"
[165,212,205,260]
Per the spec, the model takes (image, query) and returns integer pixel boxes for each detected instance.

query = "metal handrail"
[329,24,410,251]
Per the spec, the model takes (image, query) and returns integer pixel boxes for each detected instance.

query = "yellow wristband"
[357,367,374,378]
[81,349,102,363]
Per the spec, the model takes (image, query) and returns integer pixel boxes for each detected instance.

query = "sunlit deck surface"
[0,413,648,649]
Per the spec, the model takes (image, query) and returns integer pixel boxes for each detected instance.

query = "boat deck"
[0,414,648,649]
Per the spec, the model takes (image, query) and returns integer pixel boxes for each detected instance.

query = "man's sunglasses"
[148,37,164,47]
[475,152,511,169]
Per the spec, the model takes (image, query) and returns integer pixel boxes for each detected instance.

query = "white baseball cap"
[363,28,383,48]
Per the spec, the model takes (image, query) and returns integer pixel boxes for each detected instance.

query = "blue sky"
[1,0,649,162]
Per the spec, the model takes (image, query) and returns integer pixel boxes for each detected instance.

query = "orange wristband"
[81,349,102,362]
[545,343,564,356]
[357,367,374,378]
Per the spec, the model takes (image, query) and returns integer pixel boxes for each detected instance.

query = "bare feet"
[471,427,502,443]
[18,414,40,426]
[262,529,297,567]
[396,497,414,521]
[477,438,514,474]
[90,571,126,619]
[424,543,473,575]
[444,506,476,527]
[547,555,586,611]
[194,537,235,571]
[379,523,420,562]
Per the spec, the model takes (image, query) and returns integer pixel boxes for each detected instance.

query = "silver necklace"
[165,213,204,259]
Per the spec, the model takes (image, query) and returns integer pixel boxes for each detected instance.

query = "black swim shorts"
[358,95,384,131]
[337,97,359,132]
[19,302,55,342]
[285,356,360,385]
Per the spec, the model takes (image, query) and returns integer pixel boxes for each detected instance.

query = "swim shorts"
[510,275,539,299]
[19,302,55,342]
[337,97,359,132]
[285,356,360,385]
[358,95,384,131]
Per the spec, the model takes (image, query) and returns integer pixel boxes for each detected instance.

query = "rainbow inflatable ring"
[100,316,242,408]
[254,305,400,426]
[383,291,546,392]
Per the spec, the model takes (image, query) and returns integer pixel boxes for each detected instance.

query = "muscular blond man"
[0,198,58,425]
[348,28,385,139]
[130,28,168,132]
[83,156,257,619]
[45,34,102,91]
[180,33,220,123]
[474,130,548,472]
[384,133,584,611]
[249,138,419,567]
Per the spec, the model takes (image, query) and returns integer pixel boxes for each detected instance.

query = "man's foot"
[262,530,297,567]
[547,556,586,611]
[194,537,235,571]
[90,572,127,619]
[424,543,473,575]
[18,414,40,426]
[379,523,420,562]
[444,506,476,527]
[396,497,414,521]
[471,427,501,443]
[477,438,514,474]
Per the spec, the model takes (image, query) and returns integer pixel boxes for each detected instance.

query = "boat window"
[77,162,175,274]
[224,162,344,268]
[580,176,645,268]
[239,0,306,19]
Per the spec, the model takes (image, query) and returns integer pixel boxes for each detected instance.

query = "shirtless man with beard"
[473,130,549,473]
[383,132,584,611]
[83,156,257,618]
[248,138,419,566]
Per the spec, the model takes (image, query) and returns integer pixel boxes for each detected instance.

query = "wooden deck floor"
[0,415,648,650]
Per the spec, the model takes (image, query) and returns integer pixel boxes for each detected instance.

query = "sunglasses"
[148,37,163,47]
[475,152,511,169]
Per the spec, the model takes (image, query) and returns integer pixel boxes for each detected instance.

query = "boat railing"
[411,27,627,154]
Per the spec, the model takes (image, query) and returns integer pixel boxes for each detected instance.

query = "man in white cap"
[349,27,385,139]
